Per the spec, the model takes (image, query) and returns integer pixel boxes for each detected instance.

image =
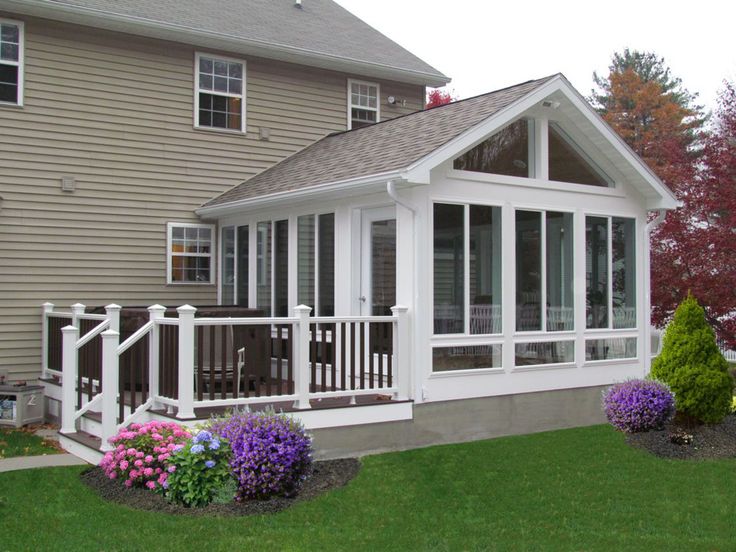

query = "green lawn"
[0,427,60,458]
[1,425,734,551]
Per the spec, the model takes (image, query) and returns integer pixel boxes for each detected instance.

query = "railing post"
[70,303,86,327]
[59,324,79,434]
[293,305,312,410]
[100,329,120,451]
[105,303,122,333]
[391,305,411,401]
[41,302,54,377]
[148,304,166,410]
[176,305,197,419]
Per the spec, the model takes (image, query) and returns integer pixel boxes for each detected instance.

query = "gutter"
[386,180,416,214]
[646,209,667,233]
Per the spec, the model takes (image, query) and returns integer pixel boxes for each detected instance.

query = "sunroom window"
[167,223,214,284]
[298,213,335,316]
[433,203,502,335]
[586,216,636,329]
[549,123,611,187]
[515,210,574,332]
[348,79,379,130]
[0,20,22,105]
[454,119,533,177]
[195,53,245,132]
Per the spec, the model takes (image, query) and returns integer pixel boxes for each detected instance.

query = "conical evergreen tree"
[651,295,733,423]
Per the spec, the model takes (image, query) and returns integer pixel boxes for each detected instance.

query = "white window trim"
[193,51,246,133]
[166,222,216,285]
[0,18,24,108]
[347,78,380,130]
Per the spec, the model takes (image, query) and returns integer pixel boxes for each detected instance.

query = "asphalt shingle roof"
[203,75,557,208]
[41,0,446,81]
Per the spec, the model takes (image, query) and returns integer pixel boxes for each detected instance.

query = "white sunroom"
[196,73,679,406]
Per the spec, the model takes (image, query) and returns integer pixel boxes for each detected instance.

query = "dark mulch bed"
[626,414,736,460]
[81,458,360,516]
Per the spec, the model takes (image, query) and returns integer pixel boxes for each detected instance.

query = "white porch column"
[391,305,411,400]
[148,305,166,410]
[105,303,122,333]
[100,329,120,451]
[176,305,197,419]
[41,302,54,376]
[59,324,79,434]
[70,303,86,328]
[293,305,312,409]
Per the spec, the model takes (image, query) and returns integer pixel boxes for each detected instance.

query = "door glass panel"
[274,220,289,317]
[370,219,396,316]
[235,226,248,307]
[586,216,608,328]
[221,226,235,305]
[318,213,335,316]
[256,222,271,316]
[297,215,315,312]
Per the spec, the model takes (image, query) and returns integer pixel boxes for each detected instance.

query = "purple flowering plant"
[164,429,232,507]
[209,410,313,501]
[602,379,675,433]
[99,421,191,490]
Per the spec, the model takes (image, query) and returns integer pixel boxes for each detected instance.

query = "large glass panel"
[516,210,542,331]
[453,119,531,178]
[586,217,608,328]
[433,345,502,372]
[370,219,396,316]
[612,217,636,328]
[274,220,289,317]
[256,221,271,316]
[515,341,575,366]
[318,213,335,316]
[297,215,315,312]
[586,338,637,361]
[434,204,464,334]
[549,123,610,187]
[469,205,502,334]
[546,212,574,331]
[221,226,235,305]
[236,226,248,307]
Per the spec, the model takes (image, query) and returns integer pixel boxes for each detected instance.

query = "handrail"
[77,313,108,321]
[118,398,153,430]
[75,319,111,350]
[73,393,102,421]
[193,316,299,326]
[116,321,154,356]
[47,312,73,318]
[311,315,396,324]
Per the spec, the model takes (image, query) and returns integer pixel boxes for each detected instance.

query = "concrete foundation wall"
[312,385,608,459]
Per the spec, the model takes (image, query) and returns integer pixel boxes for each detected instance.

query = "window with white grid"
[195,53,245,132]
[167,223,215,284]
[0,19,23,106]
[348,79,379,130]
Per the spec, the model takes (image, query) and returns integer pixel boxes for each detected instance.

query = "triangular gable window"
[453,119,532,178]
[548,122,611,187]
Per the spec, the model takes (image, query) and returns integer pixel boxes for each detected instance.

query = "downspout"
[386,180,417,401]
[643,209,668,373]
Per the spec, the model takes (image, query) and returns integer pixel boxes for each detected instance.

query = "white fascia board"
[196,170,406,219]
[0,0,450,87]
[404,74,679,210]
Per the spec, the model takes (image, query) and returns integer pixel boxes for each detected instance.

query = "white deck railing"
[46,303,410,450]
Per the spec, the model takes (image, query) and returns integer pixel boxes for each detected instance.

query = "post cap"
[176,304,197,314]
[390,305,409,314]
[105,303,122,312]
[61,325,79,333]
[148,304,166,313]
[70,303,86,312]
[41,302,55,311]
[101,329,120,338]
[294,305,312,314]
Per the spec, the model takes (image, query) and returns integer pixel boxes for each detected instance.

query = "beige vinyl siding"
[0,13,424,382]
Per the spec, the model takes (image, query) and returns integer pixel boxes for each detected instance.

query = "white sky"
[335,0,736,113]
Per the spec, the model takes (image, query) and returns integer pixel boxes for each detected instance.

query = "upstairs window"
[0,20,23,106]
[167,223,215,284]
[195,53,245,132]
[348,79,379,129]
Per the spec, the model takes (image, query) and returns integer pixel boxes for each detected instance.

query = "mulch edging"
[626,414,736,460]
[81,458,360,516]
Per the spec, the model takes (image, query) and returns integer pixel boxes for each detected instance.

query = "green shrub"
[651,295,733,423]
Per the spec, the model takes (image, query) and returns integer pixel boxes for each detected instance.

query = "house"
[0,0,447,384]
[1,2,679,462]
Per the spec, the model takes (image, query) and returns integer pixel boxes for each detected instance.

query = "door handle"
[358,296,366,303]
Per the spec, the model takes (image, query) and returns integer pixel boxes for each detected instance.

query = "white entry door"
[359,207,396,316]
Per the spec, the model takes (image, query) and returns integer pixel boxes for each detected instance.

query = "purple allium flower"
[602,379,675,433]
